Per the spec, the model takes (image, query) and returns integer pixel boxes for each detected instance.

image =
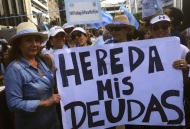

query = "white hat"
[150,15,171,24]
[70,27,87,35]
[63,23,74,29]
[0,39,8,44]
[49,26,66,37]
[9,22,48,45]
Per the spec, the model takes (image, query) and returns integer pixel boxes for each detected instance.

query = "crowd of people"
[0,6,190,129]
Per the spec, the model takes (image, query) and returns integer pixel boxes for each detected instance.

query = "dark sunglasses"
[71,32,83,39]
[109,27,123,32]
[152,23,170,31]
[54,33,66,38]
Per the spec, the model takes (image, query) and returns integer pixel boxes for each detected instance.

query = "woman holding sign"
[41,26,69,72]
[105,14,140,129]
[5,22,60,129]
[149,14,189,69]
[149,14,189,129]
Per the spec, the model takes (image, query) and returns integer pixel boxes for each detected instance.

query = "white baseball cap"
[49,26,66,37]
[150,15,171,25]
[63,23,74,29]
[70,27,87,35]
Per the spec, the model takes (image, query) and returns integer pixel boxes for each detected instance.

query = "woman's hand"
[49,94,61,104]
[173,59,188,70]
[40,94,61,107]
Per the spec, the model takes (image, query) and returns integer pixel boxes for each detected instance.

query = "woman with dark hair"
[42,26,68,54]
[165,7,187,46]
[41,26,69,70]
[63,23,75,48]
[105,14,135,44]
[70,27,92,47]
[0,38,14,129]
[165,7,184,29]
[0,39,9,81]
[146,14,189,129]
[5,22,60,129]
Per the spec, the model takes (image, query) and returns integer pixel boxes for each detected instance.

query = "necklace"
[37,68,45,77]
[29,59,44,77]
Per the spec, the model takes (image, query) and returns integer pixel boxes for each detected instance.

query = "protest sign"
[54,37,185,129]
[64,0,101,25]
[142,0,163,18]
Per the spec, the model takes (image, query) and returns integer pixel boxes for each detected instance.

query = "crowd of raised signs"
[1,6,190,129]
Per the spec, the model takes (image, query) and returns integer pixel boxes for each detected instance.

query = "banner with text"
[54,37,185,129]
[64,0,101,25]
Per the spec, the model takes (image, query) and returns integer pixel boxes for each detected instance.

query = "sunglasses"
[71,32,83,39]
[152,23,170,31]
[54,33,66,38]
[109,27,123,32]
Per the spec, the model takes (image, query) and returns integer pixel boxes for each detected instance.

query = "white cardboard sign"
[64,0,101,25]
[54,37,185,129]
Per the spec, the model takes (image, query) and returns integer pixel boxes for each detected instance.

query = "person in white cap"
[62,23,75,48]
[48,26,68,49]
[41,26,70,73]
[70,27,92,47]
[63,23,74,34]
[149,15,190,129]
[42,26,68,54]
[150,14,189,70]
[150,14,171,38]
[5,22,61,129]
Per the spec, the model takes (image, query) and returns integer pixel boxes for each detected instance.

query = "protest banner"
[142,0,163,18]
[54,37,185,129]
[64,0,101,25]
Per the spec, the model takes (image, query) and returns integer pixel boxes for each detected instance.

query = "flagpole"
[134,0,138,14]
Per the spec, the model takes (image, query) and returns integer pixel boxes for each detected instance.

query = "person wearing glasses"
[5,22,61,129]
[105,14,138,129]
[70,27,92,47]
[150,14,189,70]
[144,14,189,129]
[43,26,68,54]
[150,15,172,38]
[105,14,135,44]
[42,26,70,129]
[63,23,76,48]
[41,26,70,70]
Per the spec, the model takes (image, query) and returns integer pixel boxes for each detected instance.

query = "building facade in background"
[101,0,183,15]
[48,0,61,25]
[58,0,66,25]
[0,0,51,28]
[133,0,183,13]
[0,0,27,27]
[25,0,49,25]
[0,0,186,28]
[101,1,122,15]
